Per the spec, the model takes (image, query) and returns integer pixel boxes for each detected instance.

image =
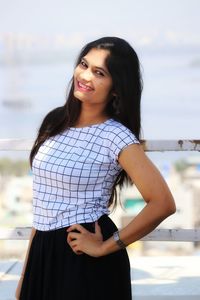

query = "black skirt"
[20,214,132,300]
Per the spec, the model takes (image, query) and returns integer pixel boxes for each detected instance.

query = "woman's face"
[73,48,113,110]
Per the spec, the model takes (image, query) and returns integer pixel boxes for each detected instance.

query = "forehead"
[83,48,110,68]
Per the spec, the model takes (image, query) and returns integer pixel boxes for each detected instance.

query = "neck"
[76,106,110,126]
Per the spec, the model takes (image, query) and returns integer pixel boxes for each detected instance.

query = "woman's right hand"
[15,275,24,300]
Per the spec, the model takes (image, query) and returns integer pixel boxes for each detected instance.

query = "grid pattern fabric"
[32,118,140,230]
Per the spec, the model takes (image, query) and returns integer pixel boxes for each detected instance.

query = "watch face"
[113,231,126,249]
[113,231,119,241]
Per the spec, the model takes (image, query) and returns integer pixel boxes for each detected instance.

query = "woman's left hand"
[66,221,104,257]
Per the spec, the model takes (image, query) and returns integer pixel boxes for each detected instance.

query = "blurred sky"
[0,0,200,49]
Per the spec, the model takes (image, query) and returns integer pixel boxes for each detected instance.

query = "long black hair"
[29,36,143,209]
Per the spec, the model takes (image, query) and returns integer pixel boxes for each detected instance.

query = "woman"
[16,36,176,300]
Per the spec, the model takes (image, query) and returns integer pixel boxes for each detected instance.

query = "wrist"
[99,241,107,257]
[113,230,126,249]
[99,234,125,257]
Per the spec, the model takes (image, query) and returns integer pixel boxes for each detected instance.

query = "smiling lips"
[76,80,94,92]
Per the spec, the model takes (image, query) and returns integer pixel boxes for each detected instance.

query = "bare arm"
[15,227,36,299]
[101,143,176,255]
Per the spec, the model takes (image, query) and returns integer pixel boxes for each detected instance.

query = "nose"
[79,68,92,82]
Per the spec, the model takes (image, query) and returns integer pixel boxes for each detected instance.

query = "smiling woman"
[16,36,176,300]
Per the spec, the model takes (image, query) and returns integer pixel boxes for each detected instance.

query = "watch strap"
[113,230,126,249]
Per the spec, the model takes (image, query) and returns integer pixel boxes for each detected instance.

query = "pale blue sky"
[0,0,200,49]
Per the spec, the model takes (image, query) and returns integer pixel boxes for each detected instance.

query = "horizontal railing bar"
[143,139,200,152]
[0,228,199,242]
[0,139,199,152]
[141,228,200,242]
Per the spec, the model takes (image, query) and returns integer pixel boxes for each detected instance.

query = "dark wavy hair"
[29,36,143,210]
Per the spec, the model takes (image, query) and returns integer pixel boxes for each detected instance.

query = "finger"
[95,221,102,236]
[67,224,87,234]
[68,241,83,255]
[67,232,80,243]
[74,247,84,255]
[68,240,78,248]
[76,251,84,255]
[73,248,84,255]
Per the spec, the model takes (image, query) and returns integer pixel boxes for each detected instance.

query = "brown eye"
[96,70,104,76]
[80,60,87,68]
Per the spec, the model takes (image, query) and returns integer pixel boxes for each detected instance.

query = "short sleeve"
[107,126,140,163]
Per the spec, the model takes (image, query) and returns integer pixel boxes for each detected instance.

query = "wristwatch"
[113,230,126,249]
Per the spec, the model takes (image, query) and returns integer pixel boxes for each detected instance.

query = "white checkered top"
[32,118,140,231]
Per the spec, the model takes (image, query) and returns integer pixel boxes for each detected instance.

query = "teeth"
[78,81,92,90]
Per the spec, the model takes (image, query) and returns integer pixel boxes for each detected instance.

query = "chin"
[73,91,85,102]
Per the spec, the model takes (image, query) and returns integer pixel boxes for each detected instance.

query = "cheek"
[73,67,80,78]
[98,79,112,90]
[101,81,113,95]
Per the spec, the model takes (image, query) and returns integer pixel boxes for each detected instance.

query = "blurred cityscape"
[1,31,200,66]
[0,32,80,66]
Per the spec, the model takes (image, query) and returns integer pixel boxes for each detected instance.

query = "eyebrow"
[81,57,109,75]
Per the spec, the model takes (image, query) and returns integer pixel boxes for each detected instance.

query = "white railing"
[0,138,200,241]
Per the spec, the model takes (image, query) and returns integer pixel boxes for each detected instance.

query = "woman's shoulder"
[103,118,140,145]
[105,118,129,131]
[105,118,136,136]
